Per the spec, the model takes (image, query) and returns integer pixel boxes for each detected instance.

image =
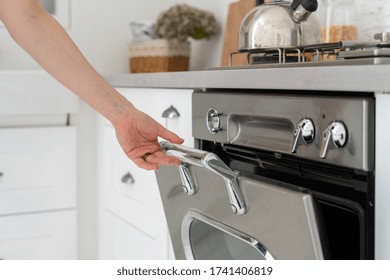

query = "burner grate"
[229,41,382,66]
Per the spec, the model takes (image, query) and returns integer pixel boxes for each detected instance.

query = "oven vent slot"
[224,145,297,167]
[224,146,258,161]
[222,144,369,192]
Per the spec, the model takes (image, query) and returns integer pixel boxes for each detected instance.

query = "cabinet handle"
[121,172,135,185]
[162,105,180,119]
[0,172,3,178]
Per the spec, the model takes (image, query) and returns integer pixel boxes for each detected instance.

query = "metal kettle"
[239,0,321,51]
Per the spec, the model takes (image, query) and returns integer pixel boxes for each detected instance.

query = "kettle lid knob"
[291,0,318,12]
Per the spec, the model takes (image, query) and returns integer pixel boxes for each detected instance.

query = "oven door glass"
[182,211,274,260]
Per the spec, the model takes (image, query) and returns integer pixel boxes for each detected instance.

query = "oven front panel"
[192,91,374,171]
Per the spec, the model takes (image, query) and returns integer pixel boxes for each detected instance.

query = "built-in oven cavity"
[182,211,275,260]
[196,140,374,260]
[314,194,365,260]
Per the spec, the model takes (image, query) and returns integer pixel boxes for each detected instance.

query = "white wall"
[80,0,234,72]
[318,0,390,42]
[355,0,390,41]
[0,0,235,72]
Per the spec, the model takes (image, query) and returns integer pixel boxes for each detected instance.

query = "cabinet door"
[0,210,77,260]
[0,127,76,215]
[97,121,170,259]
[116,88,160,119]
[115,87,193,144]
[99,209,167,260]
[101,125,167,236]
[98,88,192,260]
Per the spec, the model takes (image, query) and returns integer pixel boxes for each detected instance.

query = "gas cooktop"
[214,32,390,70]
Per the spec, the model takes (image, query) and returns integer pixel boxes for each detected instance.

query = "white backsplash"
[356,0,390,41]
[318,0,390,41]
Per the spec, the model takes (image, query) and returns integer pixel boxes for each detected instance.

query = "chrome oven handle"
[178,162,198,195]
[160,141,247,215]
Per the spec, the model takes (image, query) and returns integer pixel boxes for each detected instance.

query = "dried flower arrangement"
[156,4,218,42]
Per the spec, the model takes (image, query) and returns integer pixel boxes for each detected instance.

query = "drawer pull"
[162,105,180,119]
[121,172,135,185]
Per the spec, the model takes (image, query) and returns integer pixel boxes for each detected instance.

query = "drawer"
[116,87,193,145]
[0,210,77,260]
[0,127,76,215]
[154,90,193,145]
[101,126,167,236]
[99,209,168,260]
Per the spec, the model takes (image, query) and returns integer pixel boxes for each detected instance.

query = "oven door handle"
[160,141,247,215]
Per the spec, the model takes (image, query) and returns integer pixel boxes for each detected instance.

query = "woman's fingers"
[158,125,184,144]
[142,150,181,166]
[132,157,159,171]
[131,150,181,171]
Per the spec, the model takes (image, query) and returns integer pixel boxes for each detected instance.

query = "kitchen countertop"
[106,64,390,93]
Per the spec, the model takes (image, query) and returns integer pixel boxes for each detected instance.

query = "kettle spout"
[291,0,318,23]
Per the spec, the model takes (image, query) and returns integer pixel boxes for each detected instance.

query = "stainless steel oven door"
[155,143,324,260]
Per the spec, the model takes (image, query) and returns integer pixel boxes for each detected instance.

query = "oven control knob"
[206,108,222,134]
[320,121,348,159]
[290,118,315,153]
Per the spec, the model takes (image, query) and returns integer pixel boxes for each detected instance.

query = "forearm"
[0,0,133,125]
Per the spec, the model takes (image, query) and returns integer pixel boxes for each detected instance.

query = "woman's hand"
[113,107,184,170]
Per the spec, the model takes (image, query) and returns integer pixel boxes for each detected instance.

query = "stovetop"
[215,57,390,70]
[214,36,390,70]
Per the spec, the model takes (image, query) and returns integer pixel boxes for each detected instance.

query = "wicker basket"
[128,39,190,73]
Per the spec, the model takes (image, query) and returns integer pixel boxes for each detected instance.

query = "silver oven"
[155,90,375,260]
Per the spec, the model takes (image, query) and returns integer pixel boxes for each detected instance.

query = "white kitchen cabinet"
[0,127,77,260]
[99,209,168,260]
[98,120,169,260]
[0,71,78,260]
[98,88,192,260]
[118,87,193,144]
[0,210,76,260]
[0,71,78,117]
[101,123,167,235]
[0,127,76,215]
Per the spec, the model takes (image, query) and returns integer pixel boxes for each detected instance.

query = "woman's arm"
[0,0,183,170]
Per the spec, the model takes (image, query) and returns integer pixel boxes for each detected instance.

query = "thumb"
[158,125,184,144]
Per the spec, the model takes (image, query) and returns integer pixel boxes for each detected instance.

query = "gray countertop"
[106,64,390,93]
